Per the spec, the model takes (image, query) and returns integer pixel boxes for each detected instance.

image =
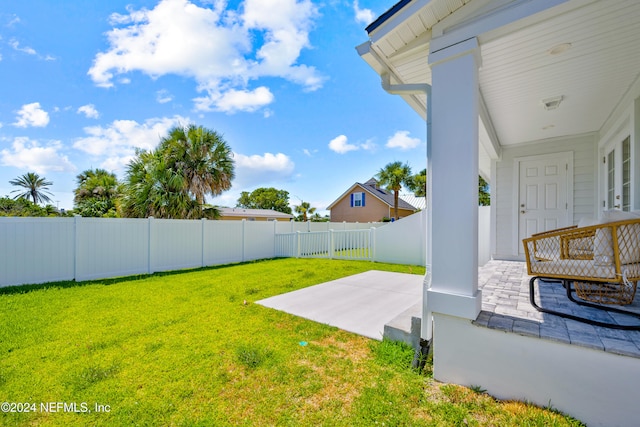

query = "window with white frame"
[351,192,365,207]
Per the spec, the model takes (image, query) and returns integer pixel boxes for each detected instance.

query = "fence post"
[242,219,246,262]
[296,231,301,258]
[370,227,376,262]
[329,229,335,259]
[148,216,154,274]
[201,218,206,268]
[273,220,277,258]
[73,215,80,281]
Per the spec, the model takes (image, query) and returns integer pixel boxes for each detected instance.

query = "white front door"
[605,136,632,211]
[516,153,572,254]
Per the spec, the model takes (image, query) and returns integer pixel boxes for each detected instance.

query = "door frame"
[511,152,574,255]
[601,121,633,212]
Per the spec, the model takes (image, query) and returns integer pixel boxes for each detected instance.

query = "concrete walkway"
[257,270,423,340]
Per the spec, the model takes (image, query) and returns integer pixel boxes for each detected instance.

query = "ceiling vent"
[542,96,563,110]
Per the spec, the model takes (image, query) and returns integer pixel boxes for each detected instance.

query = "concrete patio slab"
[256,270,423,340]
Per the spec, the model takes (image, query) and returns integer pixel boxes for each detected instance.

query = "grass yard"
[0,258,583,426]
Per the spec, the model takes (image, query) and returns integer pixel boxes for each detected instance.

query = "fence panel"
[275,221,293,234]
[373,211,426,266]
[150,219,203,273]
[75,217,149,281]
[299,231,330,257]
[243,221,276,261]
[274,233,296,257]
[204,220,244,265]
[332,229,372,260]
[0,217,75,287]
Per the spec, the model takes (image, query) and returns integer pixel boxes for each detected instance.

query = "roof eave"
[365,0,413,34]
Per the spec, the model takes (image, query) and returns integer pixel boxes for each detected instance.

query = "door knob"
[521,210,526,214]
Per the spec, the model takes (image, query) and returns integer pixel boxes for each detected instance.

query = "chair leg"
[529,276,640,330]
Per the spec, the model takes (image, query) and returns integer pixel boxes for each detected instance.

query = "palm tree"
[74,168,121,217]
[9,172,54,205]
[158,125,235,205]
[294,201,316,222]
[409,169,427,197]
[376,161,413,220]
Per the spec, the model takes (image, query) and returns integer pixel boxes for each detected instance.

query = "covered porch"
[357,0,640,425]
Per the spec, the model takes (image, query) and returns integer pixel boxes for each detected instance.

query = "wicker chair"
[523,218,640,329]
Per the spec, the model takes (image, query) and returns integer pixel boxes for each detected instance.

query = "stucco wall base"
[432,313,640,427]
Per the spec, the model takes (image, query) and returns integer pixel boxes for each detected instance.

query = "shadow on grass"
[0,257,289,296]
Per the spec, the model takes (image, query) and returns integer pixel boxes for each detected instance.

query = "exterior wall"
[433,313,640,427]
[330,185,413,222]
[493,134,597,260]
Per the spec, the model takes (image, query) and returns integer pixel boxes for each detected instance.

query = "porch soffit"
[361,0,640,149]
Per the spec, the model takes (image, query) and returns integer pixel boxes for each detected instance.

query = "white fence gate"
[275,229,372,260]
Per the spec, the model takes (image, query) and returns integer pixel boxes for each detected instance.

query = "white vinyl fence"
[0,209,490,288]
[275,229,372,260]
[0,217,277,287]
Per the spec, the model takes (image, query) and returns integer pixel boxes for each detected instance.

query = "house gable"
[328,179,417,222]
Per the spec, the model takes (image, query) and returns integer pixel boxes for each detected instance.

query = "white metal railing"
[275,229,373,261]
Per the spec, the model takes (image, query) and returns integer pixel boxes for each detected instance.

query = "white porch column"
[426,38,482,321]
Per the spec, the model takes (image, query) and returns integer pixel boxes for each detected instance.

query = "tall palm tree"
[9,172,54,205]
[294,201,316,222]
[376,161,413,220]
[121,150,194,219]
[159,125,235,205]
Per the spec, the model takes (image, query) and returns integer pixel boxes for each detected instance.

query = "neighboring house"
[358,1,640,426]
[327,178,417,222]
[218,208,293,222]
[399,194,426,211]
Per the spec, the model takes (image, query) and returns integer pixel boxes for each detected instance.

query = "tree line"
[2,127,489,219]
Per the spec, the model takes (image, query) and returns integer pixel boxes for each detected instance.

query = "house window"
[350,192,366,207]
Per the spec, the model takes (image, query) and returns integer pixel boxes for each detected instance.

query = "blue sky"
[0,0,425,215]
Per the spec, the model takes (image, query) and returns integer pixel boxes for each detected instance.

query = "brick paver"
[474,260,640,358]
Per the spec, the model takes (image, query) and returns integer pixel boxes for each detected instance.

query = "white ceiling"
[362,0,640,148]
[479,0,640,146]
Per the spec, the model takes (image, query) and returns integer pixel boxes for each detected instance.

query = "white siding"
[494,134,597,259]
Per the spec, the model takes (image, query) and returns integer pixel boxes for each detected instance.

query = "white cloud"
[354,1,375,25]
[13,102,49,128]
[0,137,75,173]
[7,15,21,27]
[386,130,421,150]
[73,115,188,172]
[156,89,173,104]
[88,0,325,113]
[328,135,376,154]
[328,135,358,154]
[77,104,99,119]
[233,152,295,188]
[360,139,377,152]
[9,39,36,55]
[194,86,274,113]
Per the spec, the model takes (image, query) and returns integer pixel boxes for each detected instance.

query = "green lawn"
[0,258,582,426]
